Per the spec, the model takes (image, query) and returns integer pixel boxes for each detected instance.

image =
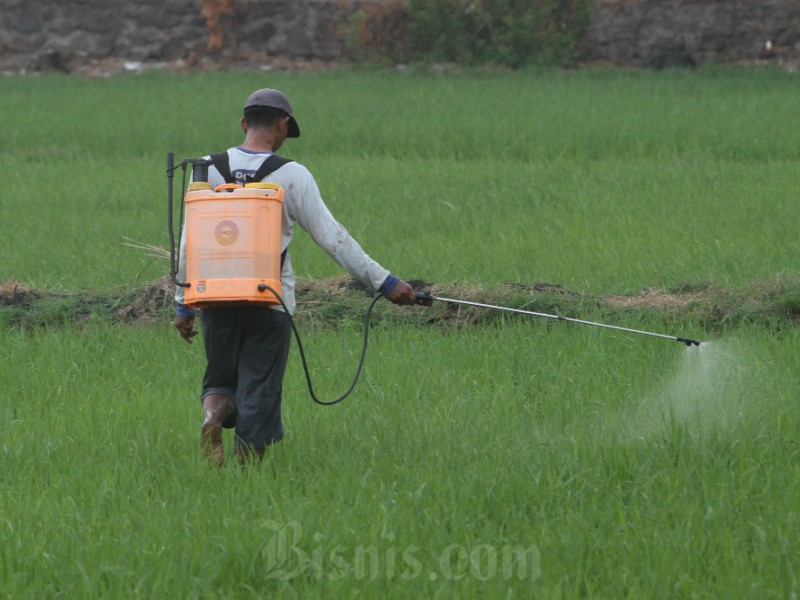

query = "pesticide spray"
[167,153,702,406]
[610,337,755,442]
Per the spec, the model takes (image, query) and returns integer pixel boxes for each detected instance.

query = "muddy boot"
[200,393,236,467]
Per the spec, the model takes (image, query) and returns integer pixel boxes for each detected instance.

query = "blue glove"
[176,303,196,318]
[380,274,399,298]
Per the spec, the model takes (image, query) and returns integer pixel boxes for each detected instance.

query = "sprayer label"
[214,220,239,246]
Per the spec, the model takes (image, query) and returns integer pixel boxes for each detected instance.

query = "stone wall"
[581,0,800,68]
[1,0,798,73]
[0,0,352,73]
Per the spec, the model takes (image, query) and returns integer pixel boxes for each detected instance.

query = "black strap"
[247,154,294,183]
[209,151,293,269]
[209,151,293,185]
[209,151,234,183]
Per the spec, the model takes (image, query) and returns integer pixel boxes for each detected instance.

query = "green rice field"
[1,67,799,597]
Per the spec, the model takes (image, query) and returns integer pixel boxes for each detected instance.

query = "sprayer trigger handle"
[414,292,434,307]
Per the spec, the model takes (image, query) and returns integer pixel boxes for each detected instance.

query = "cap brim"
[287,117,300,138]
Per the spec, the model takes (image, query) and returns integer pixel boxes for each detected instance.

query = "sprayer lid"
[244,182,281,190]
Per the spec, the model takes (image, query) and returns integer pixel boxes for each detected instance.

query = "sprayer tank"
[183,183,284,307]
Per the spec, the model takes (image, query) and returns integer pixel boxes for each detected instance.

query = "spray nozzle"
[677,337,701,347]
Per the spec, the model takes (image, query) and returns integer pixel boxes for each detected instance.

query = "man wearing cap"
[174,88,417,466]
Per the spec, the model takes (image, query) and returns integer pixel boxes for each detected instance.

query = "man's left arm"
[291,171,416,304]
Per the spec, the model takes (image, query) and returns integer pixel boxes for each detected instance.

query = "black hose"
[261,284,383,406]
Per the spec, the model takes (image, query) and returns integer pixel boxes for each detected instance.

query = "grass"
[1,66,799,597]
[1,68,799,291]
[1,322,798,597]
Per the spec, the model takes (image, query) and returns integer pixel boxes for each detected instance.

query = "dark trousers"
[200,306,291,448]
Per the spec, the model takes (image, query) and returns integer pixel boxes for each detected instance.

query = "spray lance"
[413,292,701,347]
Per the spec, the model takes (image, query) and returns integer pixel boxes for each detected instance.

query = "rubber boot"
[200,393,236,467]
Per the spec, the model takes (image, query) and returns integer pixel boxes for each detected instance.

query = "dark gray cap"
[244,88,300,138]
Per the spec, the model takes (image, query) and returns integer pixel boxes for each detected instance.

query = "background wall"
[581,0,799,68]
[0,0,797,73]
[0,0,348,73]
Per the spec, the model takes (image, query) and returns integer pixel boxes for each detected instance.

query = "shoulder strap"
[246,154,294,183]
[209,151,234,184]
[210,152,293,184]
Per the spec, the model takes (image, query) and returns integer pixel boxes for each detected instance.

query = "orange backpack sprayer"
[168,156,284,307]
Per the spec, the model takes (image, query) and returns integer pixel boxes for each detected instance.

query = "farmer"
[174,88,416,465]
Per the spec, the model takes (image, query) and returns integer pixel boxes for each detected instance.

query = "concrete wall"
[1,0,798,73]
